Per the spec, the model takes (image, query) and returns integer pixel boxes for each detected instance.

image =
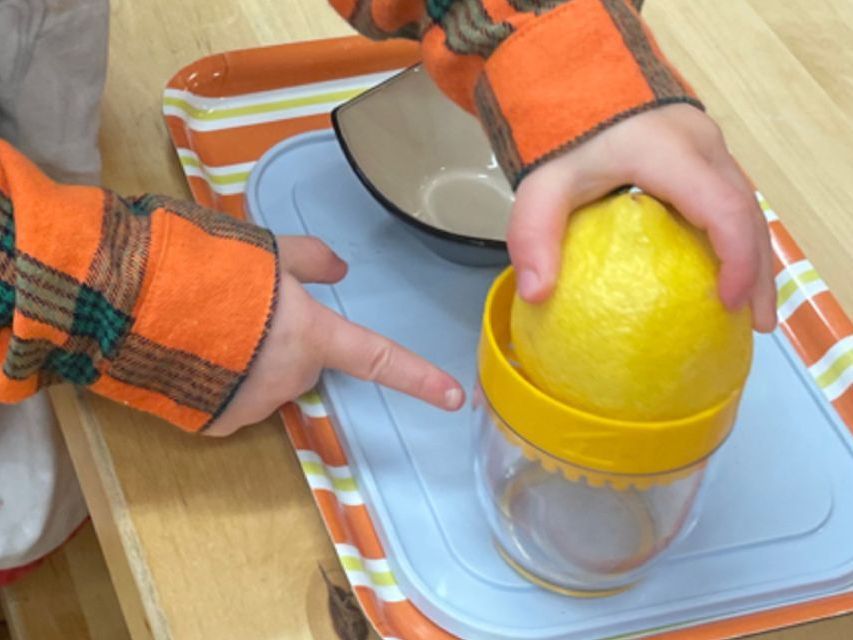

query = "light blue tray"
[246,130,853,640]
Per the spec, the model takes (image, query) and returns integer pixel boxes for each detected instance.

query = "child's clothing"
[0,0,107,573]
[0,0,695,578]
[0,397,85,573]
[0,0,108,185]
[329,0,698,186]
[0,0,277,574]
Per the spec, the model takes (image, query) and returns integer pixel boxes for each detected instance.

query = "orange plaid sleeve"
[330,0,699,186]
[0,141,278,432]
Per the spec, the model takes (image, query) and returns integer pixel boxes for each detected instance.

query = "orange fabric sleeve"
[333,0,698,186]
[0,141,278,432]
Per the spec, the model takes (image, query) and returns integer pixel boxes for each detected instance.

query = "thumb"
[507,169,573,303]
[277,236,348,284]
[508,158,629,303]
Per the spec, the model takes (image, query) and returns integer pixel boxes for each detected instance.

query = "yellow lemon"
[510,192,753,421]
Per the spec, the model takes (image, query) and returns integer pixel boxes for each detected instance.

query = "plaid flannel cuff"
[88,195,279,432]
[472,0,702,187]
[0,142,278,432]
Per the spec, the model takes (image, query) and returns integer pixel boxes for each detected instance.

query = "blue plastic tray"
[246,130,853,640]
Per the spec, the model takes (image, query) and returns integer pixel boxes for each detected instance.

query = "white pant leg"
[0,0,110,569]
[0,394,88,570]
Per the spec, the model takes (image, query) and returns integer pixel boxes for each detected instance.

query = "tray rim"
[164,35,853,640]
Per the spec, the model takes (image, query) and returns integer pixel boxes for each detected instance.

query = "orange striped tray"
[164,36,853,639]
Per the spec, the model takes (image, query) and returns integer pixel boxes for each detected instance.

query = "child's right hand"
[508,104,777,333]
[207,236,465,437]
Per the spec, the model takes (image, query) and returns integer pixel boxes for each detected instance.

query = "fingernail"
[517,269,541,300]
[759,308,779,333]
[444,387,463,410]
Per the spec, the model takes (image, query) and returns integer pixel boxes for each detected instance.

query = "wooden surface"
[648,0,853,317]
[0,522,130,640]
[50,1,853,639]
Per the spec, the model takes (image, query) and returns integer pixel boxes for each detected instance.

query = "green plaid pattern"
[5,337,98,385]
[0,191,15,327]
[427,0,454,21]
[0,182,274,426]
[71,285,132,358]
[6,252,133,385]
[45,348,99,385]
[0,192,150,385]
[0,192,14,256]
[0,281,14,328]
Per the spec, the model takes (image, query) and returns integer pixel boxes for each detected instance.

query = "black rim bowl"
[331,84,510,268]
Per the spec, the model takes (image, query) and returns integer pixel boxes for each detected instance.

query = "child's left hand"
[207,236,465,437]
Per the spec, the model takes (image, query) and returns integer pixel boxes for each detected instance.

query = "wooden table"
[51,1,853,638]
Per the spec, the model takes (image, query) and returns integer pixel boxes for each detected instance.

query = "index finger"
[635,150,760,311]
[316,303,465,411]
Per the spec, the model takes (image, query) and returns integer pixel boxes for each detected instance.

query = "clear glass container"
[472,386,712,596]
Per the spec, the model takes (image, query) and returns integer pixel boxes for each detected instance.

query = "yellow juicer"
[472,268,745,595]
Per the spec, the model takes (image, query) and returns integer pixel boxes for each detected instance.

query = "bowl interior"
[334,65,513,243]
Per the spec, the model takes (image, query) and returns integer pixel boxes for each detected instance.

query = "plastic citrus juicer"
[472,269,745,597]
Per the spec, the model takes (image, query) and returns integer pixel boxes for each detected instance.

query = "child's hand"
[508,104,777,333]
[206,236,465,437]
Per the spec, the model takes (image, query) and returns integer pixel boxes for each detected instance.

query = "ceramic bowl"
[332,65,513,267]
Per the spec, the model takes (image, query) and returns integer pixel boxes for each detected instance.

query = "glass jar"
[474,268,741,596]
[473,391,711,596]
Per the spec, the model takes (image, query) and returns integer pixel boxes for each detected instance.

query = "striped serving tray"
[164,36,853,640]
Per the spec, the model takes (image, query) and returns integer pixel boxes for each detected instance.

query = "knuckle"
[508,206,563,249]
[283,281,322,346]
[506,227,540,261]
[506,222,538,253]
[308,237,338,267]
[704,119,727,146]
[714,187,754,221]
[307,236,328,254]
[365,343,394,382]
